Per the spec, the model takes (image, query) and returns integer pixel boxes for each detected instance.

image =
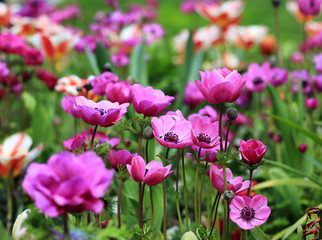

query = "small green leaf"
[85,45,100,76]
[250,226,270,240]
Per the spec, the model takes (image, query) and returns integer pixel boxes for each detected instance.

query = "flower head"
[269,67,288,87]
[22,151,114,217]
[105,80,132,104]
[126,155,173,186]
[239,139,267,165]
[195,67,245,104]
[243,62,270,92]
[91,72,118,96]
[297,0,322,16]
[107,150,135,169]
[229,195,271,230]
[184,82,204,109]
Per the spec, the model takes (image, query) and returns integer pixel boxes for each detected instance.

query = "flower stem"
[194,148,201,228]
[63,214,70,240]
[274,6,284,67]
[139,182,143,231]
[149,186,154,227]
[90,124,98,150]
[209,192,221,237]
[6,174,13,235]
[224,121,231,152]
[222,165,228,240]
[163,181,167,240]
[247,168,254,197]
[219,103,224,152]
[145,140,149,163]
[199,162,208,226]
[138,136,142,156]
[176,150,183,232]
[181,148,189,230]
[117,179,123,228]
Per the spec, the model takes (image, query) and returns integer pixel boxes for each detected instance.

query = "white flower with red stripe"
[0,133,42,178]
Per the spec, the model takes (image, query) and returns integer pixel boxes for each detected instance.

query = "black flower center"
[197,133,211,144]
[95,108,107,116]
[253,78,263,86]
[302,80,308,88]
[162,132,179,143]
[310,0,314,8]
[241,207,255,221]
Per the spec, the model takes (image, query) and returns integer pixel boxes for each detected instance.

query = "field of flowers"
[0,0,321,239]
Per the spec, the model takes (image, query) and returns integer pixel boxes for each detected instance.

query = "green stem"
[219,103,224,152]
[181,148,189,230]
[6,174,13,235]
[224,121,231,152]
[198,162,208,226]
[63,214,70,240]
[145,139,149,163]
[222,165,228,240]
[138,136,142,157]
[209,192,221,237]
[139,182,144,234]
[163,181,167,240]
[247,168,254,197]
[194,148,201,228]
[117,179,123,228]
[176,150,183,232]
[149,186,154,227]
[90,124,98,150]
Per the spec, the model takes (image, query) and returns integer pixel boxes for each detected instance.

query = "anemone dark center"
[197,133,211,144]
[241,207,255,221]
[95,108,107,116]
[163,132,179,143]
[302,80,308,87]
[253,78,263,86]
[310,0,314,8]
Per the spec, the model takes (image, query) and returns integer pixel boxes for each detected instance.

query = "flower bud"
[12,209,31,240]
[223,190,235,202]
[102,62,112,72]
[181,231,198,240]
[226,107,238,121]
[101,220,108,228]
[272,0,280,7]
[305,98,319,110]
[298,143,307,153]
[143,126,154,140]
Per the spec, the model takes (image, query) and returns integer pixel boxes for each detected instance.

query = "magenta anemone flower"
[243,62,270,92]
[229,195,271,230]
[61,95,80,118]
[269,67,288,87]
[132,84,175,117]
[313,74,322,92]
[195,67,245,104]
[22,151,114,217]
[126,155,173,186]
[239,139,267,165]
[63,134,86,152]
[90,72,119,96]
[297,0,322,16]
[105,80,132,104]
[291,70,312,94]
[209,164,250,194]
[107,150,136,169]
[74,96,129,127]
[313,53,322,72]
[152,112,193,149]
[305,97,319,109]
[190,116,220,149]
[184,82,205,109]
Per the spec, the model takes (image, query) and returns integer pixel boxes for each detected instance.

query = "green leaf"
[252,178,322,190]
[250,226,270,240]
[306,156,322,170]
[130,43,148,87]
[296,78,304,124]
[85,45,100,76]
[95,42,118,76]
[0,221,9,240]
[174,30,193,109]
[21,91,36,114]
[187,50,203,82]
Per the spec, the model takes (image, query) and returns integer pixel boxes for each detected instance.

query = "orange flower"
[41,34,70,61]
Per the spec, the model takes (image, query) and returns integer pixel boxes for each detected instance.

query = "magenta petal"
[250,195,268,210]
[210,82,235,103]
[144,168,166,186]
[254,206,271,220]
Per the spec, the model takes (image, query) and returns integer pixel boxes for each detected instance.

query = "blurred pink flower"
[269,67,288,87]
[23,46,44,66]
[184,82,204,109]
[187,143,227,163]
[107,150,135,169]
[143,23,165,45]
[63,134,86,152]
[74,96,129,127]
[126,155,173,186]
[195,67,245,104]
[61,95,80,118]
[209,165,250,194]
[313,53,322,72]
[297,0,322,16]
[291,51,303,64]
[230,195,271,230]
[152,111,193,149]
[132,84,175,117]
[313,74,322,92]
[305,97,319,109]
[36,68,57,90]
[91,72,119,96]
[75,35,97,53]
[22,151,114,217]
[244,62,270,92]
[81,128,120,149]
[111,52,130,67]
[239,139,267,165]
[190,116,220,149]
[236,90,252,107]
[291,70,312,94]
[0,61,9,79]
[105,80,132,104]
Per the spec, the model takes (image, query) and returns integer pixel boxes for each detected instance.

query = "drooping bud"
[143,126,154,140]
[223,190,235,202]
[226,107,238,121]
[298,143,307,153]
[181,231,198,240]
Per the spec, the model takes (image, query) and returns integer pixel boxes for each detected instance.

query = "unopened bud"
[102,62,112,72]
[83,82,93,91]
[100,220,108,228]
[223,190,234,202]
[298,143,307,153]
[181,231,198,240]
[272,0,280,7]
[226,107,238,121]
[143,126,154,140]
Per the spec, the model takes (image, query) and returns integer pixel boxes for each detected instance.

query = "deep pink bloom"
[269,67,288,87]
[111,52,130,67]
[23,46,44,66]
[236,90,252,107]
[305,97,319,109]
[297,0,322,16]
[209,165,250,194]
[152,111,193,149]
[0,33,26,55]
[244,62,270,92]
[0,62,9,79]
[313,53,322,72]
[132,84,175,117]
[298,142,308,153]
[61,95,80,118]
[63,134,86,152]
[48,4,81,23]
[105,80,132,104]
[195,67,245,104]
[36,68,57,90]
[313,74,322,92]
[75,35,97,53]
[239,139,267,165]
[181,0,198,14]
[107,150,135,169]
[142,23,165,45]
[126,155,173,186]
[74,96,129,127]
[22,151,114,217]
[91,72,119,96]
[184,82,204,109]
[291,70,312,94]
[190,116,220,149]
[291,51,303,64]
[230,195,271,230]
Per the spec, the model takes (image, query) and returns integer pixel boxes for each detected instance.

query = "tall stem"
[63,214,70,240]
[176,150,183,232]
[145,140,149,163]
[224,121,231,152]
[247,168,254,197]
[163,181,167,240]
[194,147,201,228]
[117,179,123,228]
[209,192,221,237]
[198,162,208,226]
[181,149,189,230]
[6,174,13,234]
[274,6,284,67]
[139,182,143,231]
[138,136,142,156]
[222,165,228,240]
[149,186,154,227]
[90,125,98,150]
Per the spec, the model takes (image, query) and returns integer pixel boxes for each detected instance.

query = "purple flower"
[132,84,175,117]
[296,0,322,16]
[184,82,205,109]
[313,74,322,92]
[91,72,119,96]
[313,53,322,72]
[0,61,9,79]
[236,90,252,107]
[111,52,130,67]
[63,134,86,152]
[75,35,97,53]
[230,195,271,230]
[61,95,80,118]
[244,62,270,92]
[107,150,135,169]
[22,151,114,217]
[269,67,288,87]
[105,80,132,104]
[126,155,173,186]
[305,97,319,109]
[291,70,312,94]
[74,96,129,127]
[142,23,165,45]
[180,0,199,14]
